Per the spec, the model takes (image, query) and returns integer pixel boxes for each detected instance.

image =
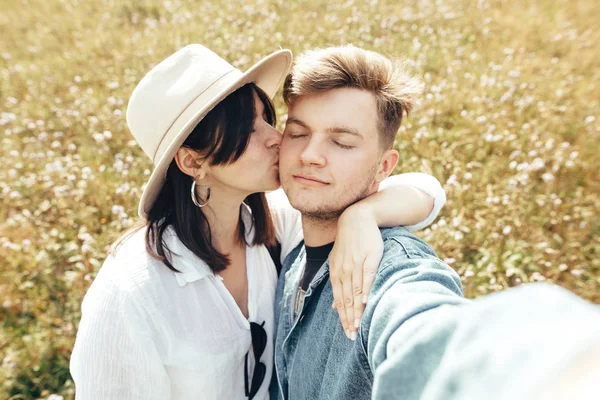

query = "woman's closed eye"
[252,115,272,134]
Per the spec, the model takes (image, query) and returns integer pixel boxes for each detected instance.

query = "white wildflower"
[542,173,554,182]
[93,133,105,143]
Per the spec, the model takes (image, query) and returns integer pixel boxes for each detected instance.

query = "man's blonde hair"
[283,45,423,150]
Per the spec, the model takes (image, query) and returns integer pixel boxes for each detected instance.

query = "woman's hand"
[328,175,442,340]
[329,203,383,340]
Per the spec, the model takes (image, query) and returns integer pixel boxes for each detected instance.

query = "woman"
[70,45,445,399]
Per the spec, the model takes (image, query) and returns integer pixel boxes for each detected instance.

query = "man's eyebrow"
[325,125,362,138]
[287,118,362,138]
[286,117,310,130]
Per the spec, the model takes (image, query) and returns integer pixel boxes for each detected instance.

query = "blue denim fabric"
[271,226,600,400]
[373,282,600,400]
[271,226,465,399]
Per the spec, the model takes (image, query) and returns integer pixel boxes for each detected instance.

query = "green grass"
[1,0,599,398]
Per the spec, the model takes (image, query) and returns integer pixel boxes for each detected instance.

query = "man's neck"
[301,215,338,247]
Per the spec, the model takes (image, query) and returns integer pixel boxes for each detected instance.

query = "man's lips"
[293,175,330,187]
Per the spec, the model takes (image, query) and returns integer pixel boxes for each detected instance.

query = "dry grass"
[1,0,599,398]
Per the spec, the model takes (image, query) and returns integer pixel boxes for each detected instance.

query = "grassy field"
[1,0,599,398]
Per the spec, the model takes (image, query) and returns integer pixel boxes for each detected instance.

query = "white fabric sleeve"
[378,172,446,232]
[266,189,304,262]
[70,275,170,400]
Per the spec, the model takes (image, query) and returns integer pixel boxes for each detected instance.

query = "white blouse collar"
[165,203,255,287]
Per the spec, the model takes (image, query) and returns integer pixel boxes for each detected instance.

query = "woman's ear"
[374,149,399,184]
[174,148,207,180]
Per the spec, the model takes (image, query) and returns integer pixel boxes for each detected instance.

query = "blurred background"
[0,0,598,398]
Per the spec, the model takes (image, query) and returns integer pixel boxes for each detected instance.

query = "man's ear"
[374,149,399,184]
[174,147,208,180]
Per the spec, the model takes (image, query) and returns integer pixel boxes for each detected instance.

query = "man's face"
[279,87,384,219]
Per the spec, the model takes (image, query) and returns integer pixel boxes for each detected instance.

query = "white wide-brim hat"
[126,44,292,218]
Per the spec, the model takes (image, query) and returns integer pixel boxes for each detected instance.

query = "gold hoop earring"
[190,179,210,208]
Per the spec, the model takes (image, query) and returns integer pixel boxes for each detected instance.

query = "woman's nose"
[265,125,282,149]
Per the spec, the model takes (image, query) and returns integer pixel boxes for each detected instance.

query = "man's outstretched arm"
[365,257,600,400]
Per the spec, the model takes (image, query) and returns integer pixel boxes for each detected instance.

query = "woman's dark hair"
[114,83,278,273]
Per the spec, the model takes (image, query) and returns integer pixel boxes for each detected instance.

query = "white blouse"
[69,173,445,400]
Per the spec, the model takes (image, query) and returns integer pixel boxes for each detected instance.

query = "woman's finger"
[341,268,355,340]
[361,253,379,306]
[329,255,341,310]
[351,260,364,335]
[329,257,337,309]
[331,273,349,336]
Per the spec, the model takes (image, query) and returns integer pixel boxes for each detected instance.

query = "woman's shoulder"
[95,227,164,295]
[109,226,147,257]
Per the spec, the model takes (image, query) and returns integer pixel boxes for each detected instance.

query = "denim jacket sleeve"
[360,234,466,376]
[362,234,600,400]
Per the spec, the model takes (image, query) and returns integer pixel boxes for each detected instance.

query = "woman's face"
[207,91,282,195]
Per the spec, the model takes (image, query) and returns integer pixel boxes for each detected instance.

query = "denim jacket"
[271,226,600,400]
[271,226,465,399]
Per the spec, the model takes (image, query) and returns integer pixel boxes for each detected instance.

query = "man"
[271,45,600,400]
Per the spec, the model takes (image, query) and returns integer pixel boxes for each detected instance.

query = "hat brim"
[137,49,292,218]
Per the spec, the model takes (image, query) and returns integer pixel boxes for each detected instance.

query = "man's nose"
[300,136,326,166]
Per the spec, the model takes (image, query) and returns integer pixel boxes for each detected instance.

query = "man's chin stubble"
[283,171,377,222]
[294,190,370,222]
[301,208,344,222]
